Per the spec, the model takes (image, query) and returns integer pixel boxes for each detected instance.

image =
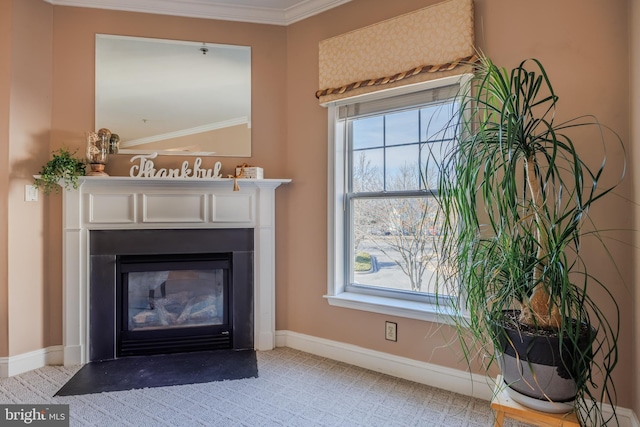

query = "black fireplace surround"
[89,229,254,362]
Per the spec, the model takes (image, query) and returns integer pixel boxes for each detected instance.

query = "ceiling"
[46,0,351,25]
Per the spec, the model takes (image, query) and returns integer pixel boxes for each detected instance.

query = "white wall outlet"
[385,321,397,342]
[25,185,39,202]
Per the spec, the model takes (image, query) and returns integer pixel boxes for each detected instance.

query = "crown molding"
[121,117,250,148]
[43,0,351,26]
[284,0,350,24]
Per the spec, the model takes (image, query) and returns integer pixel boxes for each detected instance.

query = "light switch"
[25,185,38,202]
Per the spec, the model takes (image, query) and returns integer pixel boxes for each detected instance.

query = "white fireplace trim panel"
[62,176,290,366]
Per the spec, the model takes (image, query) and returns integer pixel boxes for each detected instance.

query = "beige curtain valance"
[317,0,475,104]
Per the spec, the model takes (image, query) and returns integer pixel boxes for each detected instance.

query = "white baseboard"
[275,329,493,400]
[623,409,640,427]
[275,330,639,427]
[0,346,64,378]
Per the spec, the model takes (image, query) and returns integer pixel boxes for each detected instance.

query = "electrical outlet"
[25,185,38,202]
[385,321,397,342]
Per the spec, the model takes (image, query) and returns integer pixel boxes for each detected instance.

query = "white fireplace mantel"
[62,176,290,366]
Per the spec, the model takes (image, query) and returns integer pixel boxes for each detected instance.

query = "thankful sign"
[129,153,222,179]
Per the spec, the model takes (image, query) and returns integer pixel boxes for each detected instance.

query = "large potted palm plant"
[433,55,623,425]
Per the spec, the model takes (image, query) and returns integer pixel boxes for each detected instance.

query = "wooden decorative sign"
[129,152,222,179]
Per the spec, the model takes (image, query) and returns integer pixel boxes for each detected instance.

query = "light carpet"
[0,347,533,426]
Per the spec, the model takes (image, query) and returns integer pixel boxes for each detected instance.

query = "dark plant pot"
[494,310,594,413]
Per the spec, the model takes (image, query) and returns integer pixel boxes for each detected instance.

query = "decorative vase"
[86,130,109,176]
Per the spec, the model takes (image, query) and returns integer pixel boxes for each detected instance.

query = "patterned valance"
[317,0,475,104]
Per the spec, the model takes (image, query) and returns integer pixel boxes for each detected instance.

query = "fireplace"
[89,228,253,361]
[61,177,289,365]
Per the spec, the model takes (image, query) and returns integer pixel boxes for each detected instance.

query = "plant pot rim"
[494,309,593,340]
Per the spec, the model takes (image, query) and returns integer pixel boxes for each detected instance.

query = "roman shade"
[316,0,475,104]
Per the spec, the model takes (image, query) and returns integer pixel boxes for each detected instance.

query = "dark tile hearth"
[55,349,258,396]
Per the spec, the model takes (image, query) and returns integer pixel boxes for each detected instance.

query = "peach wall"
[2,0,53,357]
[283,0,468,369]
[51,7,287,178]
[284,0,634,408]
[0,0,12,357]
[630,0,640,417]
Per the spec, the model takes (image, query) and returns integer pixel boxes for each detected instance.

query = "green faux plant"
[34,147,86,194]
[432,55,624,425]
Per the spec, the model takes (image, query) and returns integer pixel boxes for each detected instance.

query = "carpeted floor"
[0,347,534,426]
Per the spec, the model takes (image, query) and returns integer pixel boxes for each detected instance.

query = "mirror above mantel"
[95,34,252,157]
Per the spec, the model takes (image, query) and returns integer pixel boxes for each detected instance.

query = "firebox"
[117,253,231,357]
[89,228,254,362]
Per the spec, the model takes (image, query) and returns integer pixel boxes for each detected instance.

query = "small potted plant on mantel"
[432,55,624,425]
[33,147,86,194]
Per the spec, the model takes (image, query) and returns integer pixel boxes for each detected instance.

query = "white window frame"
[324,75,472,323]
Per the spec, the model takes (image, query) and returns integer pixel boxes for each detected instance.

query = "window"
[326,76,470,321]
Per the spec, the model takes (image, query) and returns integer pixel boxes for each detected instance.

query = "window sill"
[324,292,464,324]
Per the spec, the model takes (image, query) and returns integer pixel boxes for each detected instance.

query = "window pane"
[385,145,420,191]
[385,110,419,146]
[352,149,384,192]
[420,141,448,189]
[421,102,458,141]
[351,197,450,295]
[353,116,383,149]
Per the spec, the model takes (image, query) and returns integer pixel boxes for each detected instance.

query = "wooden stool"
[490,376,580,427]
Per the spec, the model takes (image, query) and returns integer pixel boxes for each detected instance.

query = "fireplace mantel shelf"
[37,175,291,184]
[72,176,291,184]
[61,175,290,365]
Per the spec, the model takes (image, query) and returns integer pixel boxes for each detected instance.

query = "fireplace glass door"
[117,254,231,357]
